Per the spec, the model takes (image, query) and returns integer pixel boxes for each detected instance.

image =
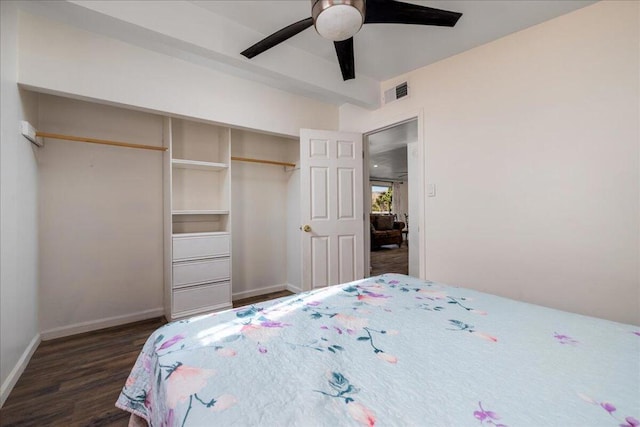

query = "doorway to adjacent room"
[365,118,419,277]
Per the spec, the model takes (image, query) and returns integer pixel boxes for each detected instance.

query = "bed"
[116,274,639,426]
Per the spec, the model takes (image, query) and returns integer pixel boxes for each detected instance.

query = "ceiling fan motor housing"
[311,0,365,41]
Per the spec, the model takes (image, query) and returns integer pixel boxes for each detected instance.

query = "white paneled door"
[300,129,364,290]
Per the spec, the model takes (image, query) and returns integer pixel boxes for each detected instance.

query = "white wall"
[230,130,299,298]
[0,1,40,406]
[37,95,164,338]
[340,1,639,325]
[17,11,338,138]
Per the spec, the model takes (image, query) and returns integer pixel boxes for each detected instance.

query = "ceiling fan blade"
[241,17,314,59]
[334,37,355,81]
[364,0,462,27]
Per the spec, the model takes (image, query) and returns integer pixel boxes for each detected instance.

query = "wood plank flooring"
[370,244,408,276]
[0,290,292,427]
[0,317,165,427]
[232,290,293,307]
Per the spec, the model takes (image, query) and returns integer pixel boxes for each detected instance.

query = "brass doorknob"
[302,225,311,232]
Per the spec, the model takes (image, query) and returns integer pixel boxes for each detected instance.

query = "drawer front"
[173,281,231,314]
[173,258,230,288]
[173,234,230,261]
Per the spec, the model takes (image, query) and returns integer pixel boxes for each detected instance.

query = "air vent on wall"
[383,82,409,104]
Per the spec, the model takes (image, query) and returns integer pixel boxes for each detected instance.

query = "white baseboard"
[1,333,41,408]
[40,307,165,341]
[286,283,303,294]
[232,284,287,301]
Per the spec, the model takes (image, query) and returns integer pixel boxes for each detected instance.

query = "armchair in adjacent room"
[370,214,405,249]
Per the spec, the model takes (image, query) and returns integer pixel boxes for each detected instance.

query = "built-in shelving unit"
[163,118,232,320]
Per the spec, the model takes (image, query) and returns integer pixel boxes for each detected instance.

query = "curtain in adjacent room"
[392,181,408,225]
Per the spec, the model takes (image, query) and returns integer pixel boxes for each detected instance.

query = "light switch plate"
[427,184,436,197]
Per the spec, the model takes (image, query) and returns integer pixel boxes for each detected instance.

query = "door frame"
[362,109,426,279]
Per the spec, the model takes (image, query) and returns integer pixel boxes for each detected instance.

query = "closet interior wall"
[37,94,164,338]
[230,129,300,299]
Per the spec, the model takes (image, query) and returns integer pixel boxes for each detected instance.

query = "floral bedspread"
[116,274,639,426]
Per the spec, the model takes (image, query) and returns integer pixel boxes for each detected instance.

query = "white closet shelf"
[172,231,230,237]
[172,159,228,171]
[172,210,230,215]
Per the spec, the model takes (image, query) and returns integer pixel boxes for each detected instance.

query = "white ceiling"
[368,119,418,181]
[22,0,596,108]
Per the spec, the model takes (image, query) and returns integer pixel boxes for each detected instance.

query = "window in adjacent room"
[371,183,392,213]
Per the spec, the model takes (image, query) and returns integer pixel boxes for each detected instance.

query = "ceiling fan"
[240,0,462,81]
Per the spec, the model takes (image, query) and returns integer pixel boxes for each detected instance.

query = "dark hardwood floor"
[0,317,165,427]
[0,290,292,427]
[232,290,293,308]
[370,243,408,276]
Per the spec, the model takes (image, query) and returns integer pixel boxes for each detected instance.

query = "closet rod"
[36,132,167,152]
[231,156,296,168]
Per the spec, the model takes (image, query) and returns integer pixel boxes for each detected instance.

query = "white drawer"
[173,281,231,314]
[173,234,230,261]
[173,258,230,288]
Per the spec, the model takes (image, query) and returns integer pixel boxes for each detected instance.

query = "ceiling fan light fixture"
[242,0,462,81]
[312,0,365,42]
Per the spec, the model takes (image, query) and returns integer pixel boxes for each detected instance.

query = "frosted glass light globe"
[315,5,363,41]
